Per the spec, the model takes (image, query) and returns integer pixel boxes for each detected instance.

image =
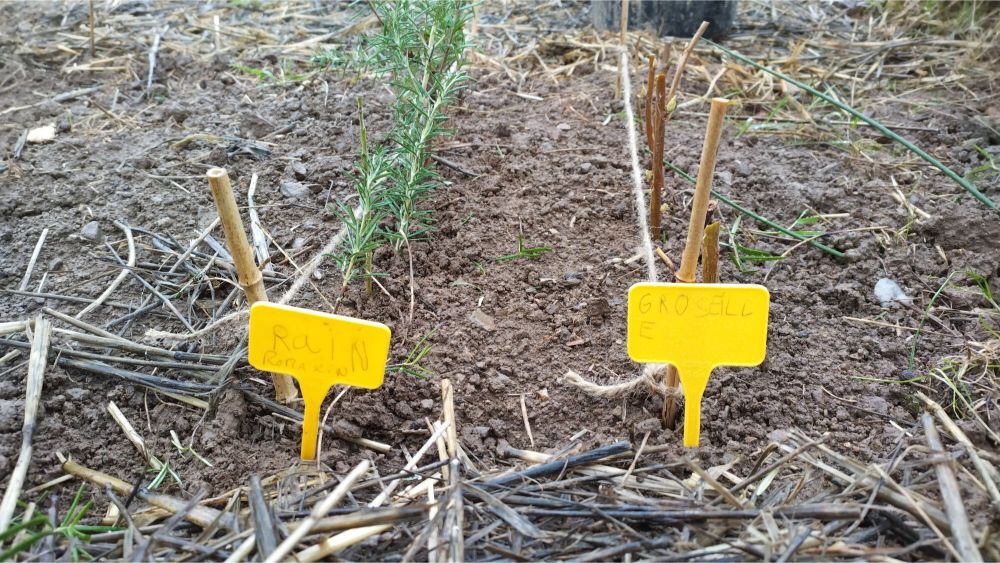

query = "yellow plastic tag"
[248,302,391,460]
[627,283,770,447]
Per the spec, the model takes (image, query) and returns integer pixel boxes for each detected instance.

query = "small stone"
[27,124,56,143]
[48,258,64,271]
[487,372,511,391]
[289,161,308,180]
[557,122,571,131]
[634,417,661,434]
[579,162,593,174]
[563,272,583,286]
[844,248,863,262]
[66,387,87,400]
[717,170,733,185]
[280,180,310,199]
[420,399,435,410]
[469,309,496,331]
[859,395,889,415]
[734,161,752,177]
[874,278,909,308]
[291,237,306,250]
[80,221,103,242]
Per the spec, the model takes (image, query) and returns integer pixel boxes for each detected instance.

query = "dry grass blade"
[922,413,983,562]
[0,317,49,534]
[264,460,371,563]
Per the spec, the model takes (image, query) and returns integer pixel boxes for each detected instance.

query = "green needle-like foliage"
[367,0,471,248]
[332,0,470,297]
[332,98,392,289]
[1,485,123,561]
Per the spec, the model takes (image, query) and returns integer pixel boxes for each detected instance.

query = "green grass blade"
[707,39,997,210]
[0,515,51,542]
[0,530,50,560]
[908,272,958,370]
[663,159,845,258]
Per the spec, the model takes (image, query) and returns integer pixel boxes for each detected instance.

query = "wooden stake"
[702,221,721,283]
[676,98,728,283]
[664,98,729,427]
[0,317,49,534]
[613,0,629,101]
[650,74,667,241]
[207,168,298,404]
[88,0,96,57]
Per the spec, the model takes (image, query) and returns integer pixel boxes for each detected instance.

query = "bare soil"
[1,0,998,533]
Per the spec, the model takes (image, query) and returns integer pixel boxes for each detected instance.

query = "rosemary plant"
[331,0,470,311]
[367,0,471,248]
[331,98,391,298]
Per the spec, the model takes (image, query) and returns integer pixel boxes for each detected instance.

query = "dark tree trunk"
[591,0,737,40]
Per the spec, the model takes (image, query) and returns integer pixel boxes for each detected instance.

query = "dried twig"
[0,317,49,534]
[923,413,983,562]
[76,220,135,319]
[18,228,48,292]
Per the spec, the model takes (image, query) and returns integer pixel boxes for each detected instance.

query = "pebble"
[634,417,661,434]
[734,161,753,177]
[843,248,863,262]
[80,221,103,242]
[291,237,306,250]
[717,170,733,185]
[469,309,496,331]
[557,122,571,131]
[580,162,593,174]
[420,399,435,410]
[280,180,310,199]
[27,124,56,144]
[289,161,308,180]
[859,395,889,415]
[874,278,909,308]
[48,258,63,271]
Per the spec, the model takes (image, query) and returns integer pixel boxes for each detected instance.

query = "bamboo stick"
[649,74,667,241]
[0,316,50,534]
[206,167,297,403]
[676,98,729,283]
[663,99,729,427]
[613,0,628,101]
[702,221,721,283]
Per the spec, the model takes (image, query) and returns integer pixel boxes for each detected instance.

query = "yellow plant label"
[627,283,770,447]
[248,302,391,460]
